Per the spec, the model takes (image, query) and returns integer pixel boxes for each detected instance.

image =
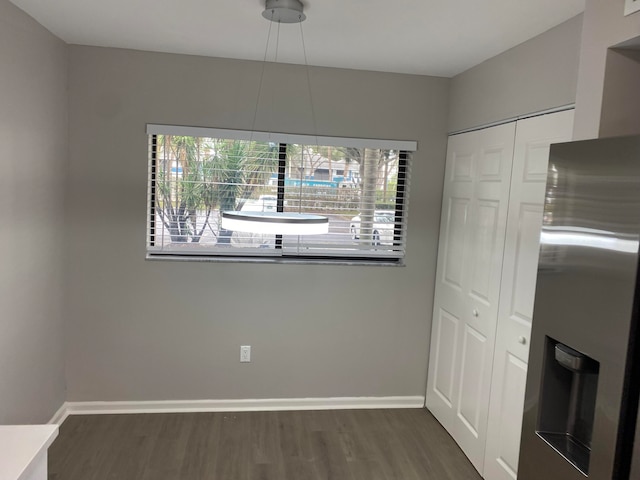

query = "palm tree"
[360,148,380,244]
[339,147,399,243]
[156,135,205,242]
[210,139,278,244]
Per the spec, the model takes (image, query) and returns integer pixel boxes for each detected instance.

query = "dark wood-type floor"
[49,408,481,480]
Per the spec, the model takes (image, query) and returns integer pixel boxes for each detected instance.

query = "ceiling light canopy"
[262,0,306,23]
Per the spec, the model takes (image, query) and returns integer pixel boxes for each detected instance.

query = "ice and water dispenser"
[536,337,600,475]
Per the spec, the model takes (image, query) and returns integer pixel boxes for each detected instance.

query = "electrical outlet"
[240,345,251,363]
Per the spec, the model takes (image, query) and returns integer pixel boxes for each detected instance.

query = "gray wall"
[0,0,68,423]
[573,0,640,140]
[599,48,640,138]
[448,15,583,133]
[66,46,450,401]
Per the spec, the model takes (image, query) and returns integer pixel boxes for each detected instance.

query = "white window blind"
[146,125,414,263]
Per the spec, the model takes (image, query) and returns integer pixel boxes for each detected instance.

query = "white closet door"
[483,110,574,480]
[426,122,516,473]
[426,129,477,431]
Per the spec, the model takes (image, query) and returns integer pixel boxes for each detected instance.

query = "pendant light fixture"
[222,211,328,235]
[221,0,329,235]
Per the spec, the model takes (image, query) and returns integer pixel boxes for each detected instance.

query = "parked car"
[230,195,278,248]
[350,210,396,245]
[258,195,277,211]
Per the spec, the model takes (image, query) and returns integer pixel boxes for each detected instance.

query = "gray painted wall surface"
[573,0,640,140]
[0,0,68,423]
[66,46,449,401]
[448,15,583,133]
[599,48,640,138]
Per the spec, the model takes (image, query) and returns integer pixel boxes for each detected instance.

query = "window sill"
[145,253,405,267]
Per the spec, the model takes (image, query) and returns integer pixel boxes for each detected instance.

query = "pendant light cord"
[250,10,275,139]
[252,9,318,148]
[268,20,281,137]
[299,17,319,148]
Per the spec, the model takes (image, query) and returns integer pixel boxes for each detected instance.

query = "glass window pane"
[152,135,279,252]
[281,144,402,256]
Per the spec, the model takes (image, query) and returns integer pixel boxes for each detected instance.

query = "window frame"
[146,125,416,266]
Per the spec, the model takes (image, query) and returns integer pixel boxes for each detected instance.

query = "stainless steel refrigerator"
[519,135,640,479]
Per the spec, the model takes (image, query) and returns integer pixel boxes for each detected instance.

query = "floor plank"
[48,408,482,480]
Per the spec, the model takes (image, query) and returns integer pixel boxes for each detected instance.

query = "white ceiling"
[10,0,585,77]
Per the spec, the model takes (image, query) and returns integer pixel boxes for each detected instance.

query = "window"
[146,125,415,264]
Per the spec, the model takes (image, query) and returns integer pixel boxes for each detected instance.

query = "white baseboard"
[48,402,70,425]
[49,396,425,424]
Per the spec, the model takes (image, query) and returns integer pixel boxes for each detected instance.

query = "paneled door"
[426,122,516,473]
[483,110,574,480]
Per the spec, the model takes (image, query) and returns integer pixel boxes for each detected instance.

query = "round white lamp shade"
[221,211,329,235]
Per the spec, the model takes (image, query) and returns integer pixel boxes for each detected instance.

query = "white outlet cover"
[240,345,251,362]
[625,0,640,16]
